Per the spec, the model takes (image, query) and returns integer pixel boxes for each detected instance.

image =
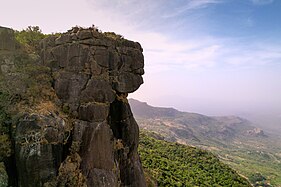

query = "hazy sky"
[1,0,281,123]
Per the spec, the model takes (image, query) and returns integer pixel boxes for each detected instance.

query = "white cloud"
[222,41,281,68]
[136,32,222,72]
[80,0,224,72]
[139,31,281,73]
[2,0,279,73]
[163,0,222,18]
[88,1,280,70]
[84,0,281,73]
[250,0,274,5]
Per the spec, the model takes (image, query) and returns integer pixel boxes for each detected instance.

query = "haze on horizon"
[1,0,281,131]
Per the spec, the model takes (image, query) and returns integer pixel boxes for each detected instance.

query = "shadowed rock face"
[0,27,17,51]
[1,27,146,187]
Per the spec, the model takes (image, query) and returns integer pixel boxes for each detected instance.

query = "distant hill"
[129,98,266,145]
[130,98,281,186]
[128,98,182,118]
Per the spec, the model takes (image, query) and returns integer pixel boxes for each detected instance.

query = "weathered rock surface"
[0,26,146,187]
[15,113,66,186]
[0,27,17,51]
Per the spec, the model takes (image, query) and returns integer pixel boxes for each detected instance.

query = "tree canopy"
[138,131,251,187]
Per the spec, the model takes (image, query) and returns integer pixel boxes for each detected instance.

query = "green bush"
[0,92,11,161]
[138,131,251,187]
[249,172,266,183]
[15,26,48,52]
[248,173,271,186]
[0,27,53,162]
[0,162,8,187]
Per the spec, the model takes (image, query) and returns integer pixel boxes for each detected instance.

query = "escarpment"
[0,26,146,186]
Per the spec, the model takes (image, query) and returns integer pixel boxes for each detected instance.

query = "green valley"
[131,99,281,186]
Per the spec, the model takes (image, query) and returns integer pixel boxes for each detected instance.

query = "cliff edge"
[0,26,146,187]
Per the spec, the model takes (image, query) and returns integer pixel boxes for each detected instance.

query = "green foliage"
[0,92,11,160]
[248,173,268,186]
[219,147,281,186]
[132,100,281,186]
[0,162,8,187]
[138,131,251,187]
[103,32,124,40]
[14,26,48,52]
[0,28,53,162]
[62,104,70,114]
[16,54,53,101]
[0,134,11,160]
[0,53,53,107]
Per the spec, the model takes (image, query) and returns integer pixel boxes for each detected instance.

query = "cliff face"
[0,26,146,187]
[0,26,17,51]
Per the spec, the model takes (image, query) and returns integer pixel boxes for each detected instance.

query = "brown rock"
[6,25,146,187]
[73,121,118,186]
[77,29,93,40]
[80,78,115,103]
[0,27,17,51]
[54,72,89,103]
[55,34,71,45]
[78,103,109,122]
[94,48,110,67]
[15,113,66,187]
[109,99,146,187]
[114,72,144,93]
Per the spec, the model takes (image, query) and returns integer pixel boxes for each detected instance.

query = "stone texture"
[80,79,116,103]
[15,113,67,187]
[73,121,118,186]
[114,72,144,93]
[0,27,17,51]
[109,99,146,187]
[2,26,146,187]
[78,103,109,122]
[41,27,144,94]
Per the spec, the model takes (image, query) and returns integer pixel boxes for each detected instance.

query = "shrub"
[15,26,48,53]
[138,131,251,187]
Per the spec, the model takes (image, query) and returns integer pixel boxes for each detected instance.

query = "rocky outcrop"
[0,26,146,187]
[15,113,66,186]
[0,26,17,51]
[247,128,267,137]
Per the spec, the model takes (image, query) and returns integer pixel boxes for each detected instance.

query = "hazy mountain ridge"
[129,98,281,186]
[128,98,182,118]
[129,98,266,145]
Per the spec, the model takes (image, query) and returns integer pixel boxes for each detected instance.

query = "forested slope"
[139,131,251,187]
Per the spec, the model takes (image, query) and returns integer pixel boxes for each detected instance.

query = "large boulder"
[15,113,66,186]
[2,26,146,187]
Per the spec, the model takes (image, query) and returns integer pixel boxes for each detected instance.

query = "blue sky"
[1,0,281,128]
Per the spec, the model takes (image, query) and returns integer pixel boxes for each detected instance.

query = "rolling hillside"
[139,131,251,187]
[129,99,265,145]
[130,99,281,186]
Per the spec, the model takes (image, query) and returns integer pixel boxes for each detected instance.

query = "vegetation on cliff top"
[14,26,48,53]
[0,27,56,176]
[138,130,251,187]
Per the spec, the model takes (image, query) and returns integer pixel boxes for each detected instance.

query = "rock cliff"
[0,26,146,186]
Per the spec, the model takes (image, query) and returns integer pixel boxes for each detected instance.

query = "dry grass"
[34,101,58,115]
